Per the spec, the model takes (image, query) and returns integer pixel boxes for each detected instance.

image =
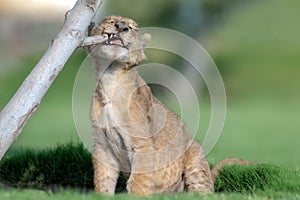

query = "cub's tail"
[211,158,255,181]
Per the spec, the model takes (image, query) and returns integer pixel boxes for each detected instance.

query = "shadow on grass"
[0,143,299,194]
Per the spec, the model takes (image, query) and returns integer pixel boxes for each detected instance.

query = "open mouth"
[104,33,126,48]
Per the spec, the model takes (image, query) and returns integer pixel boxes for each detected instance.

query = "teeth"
[104,33,119,39]
[102,33,126,48]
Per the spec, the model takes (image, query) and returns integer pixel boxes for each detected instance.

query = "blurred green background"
[0,0,299,168]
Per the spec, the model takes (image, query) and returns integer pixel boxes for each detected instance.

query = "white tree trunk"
[0,0,106,160]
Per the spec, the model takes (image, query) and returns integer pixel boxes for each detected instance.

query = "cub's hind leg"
[183,141,214,194]
[126,172,156,195]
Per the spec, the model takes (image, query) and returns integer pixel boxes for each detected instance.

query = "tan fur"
[87,15,249,195]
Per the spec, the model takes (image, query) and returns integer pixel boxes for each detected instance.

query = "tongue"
[111,39,123,46]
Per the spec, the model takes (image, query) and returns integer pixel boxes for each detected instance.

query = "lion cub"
[87,15,214,195]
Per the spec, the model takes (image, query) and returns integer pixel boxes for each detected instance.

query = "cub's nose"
[115,21,129,32]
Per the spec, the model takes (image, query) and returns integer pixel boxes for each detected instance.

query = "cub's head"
[87,15,151,68]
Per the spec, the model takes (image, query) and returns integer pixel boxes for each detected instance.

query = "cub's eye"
[110,20,114,24]
[129,25,134,30]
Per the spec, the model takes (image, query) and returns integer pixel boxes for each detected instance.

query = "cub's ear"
[140,33,151,48]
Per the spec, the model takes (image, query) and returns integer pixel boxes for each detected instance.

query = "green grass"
[1,190,300,200]
[0,143,93,190]
[215,165,300,193]
[0,143,299,200]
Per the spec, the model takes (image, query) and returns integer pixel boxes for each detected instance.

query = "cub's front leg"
[92,145,120,194]
[90,90,120,195]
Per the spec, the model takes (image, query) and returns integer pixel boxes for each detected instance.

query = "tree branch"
[0,0,105,160]
[81,35,107,47]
